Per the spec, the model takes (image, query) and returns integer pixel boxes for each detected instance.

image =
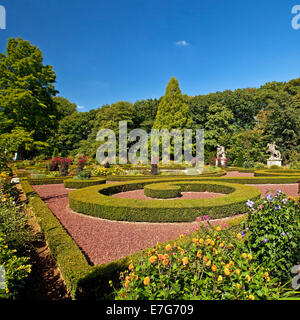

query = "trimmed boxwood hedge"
[106,169,227,181]
[64,177,106,189]
[21,176,71,185]
[68,180,261,222]
[144,183,182,199]
[254,169,300,177]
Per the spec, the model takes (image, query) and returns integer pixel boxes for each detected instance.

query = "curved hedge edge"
[68,180,260,222]
[144,183,181,199]
[64,178,106,189]
[20,180,37,198]
[254,169,300,177]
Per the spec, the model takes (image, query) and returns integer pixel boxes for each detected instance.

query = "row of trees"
[0,37,299,165]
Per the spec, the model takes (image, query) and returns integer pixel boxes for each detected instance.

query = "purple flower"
[265,194,274,202]
[242,231,246,237]
[281,232,285,236]
[246,200,255,208]
[275,205,281,210]
[203,215,210,221]
[263,236,268,243]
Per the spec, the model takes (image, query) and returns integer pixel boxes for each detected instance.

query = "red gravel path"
[32,182,298,266]
[113,190,225,200]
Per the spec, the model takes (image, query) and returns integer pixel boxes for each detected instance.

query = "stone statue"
[217,145,226,159]
[266,142,281,160]
[216,145,227,167]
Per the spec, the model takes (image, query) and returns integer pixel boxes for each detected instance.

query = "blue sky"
[0,0,300,111]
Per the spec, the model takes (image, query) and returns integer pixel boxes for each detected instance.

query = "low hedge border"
[254,169,300,177]
[21,176,71,185]
[144,183,182,199]
[106,169,227,181]
[64,178,106,189]
[68,180,260,222]
[226,167,255,173]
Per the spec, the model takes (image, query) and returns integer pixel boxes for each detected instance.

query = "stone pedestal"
[267,159,282,168]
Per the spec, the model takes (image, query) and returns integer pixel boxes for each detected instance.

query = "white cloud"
[77,105,85,110]
[174,40,189,46]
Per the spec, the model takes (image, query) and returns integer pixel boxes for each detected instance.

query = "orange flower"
[219,243,224,248]
[192,238,198,243]
[199,238,204,244]
[211,265,217,272]
[128,263,134,271]
[203,256,208,263]
[197,251,202,259]
[182,257,189,265]
[163,259,169,266]
[248,254,253,260]
[157,254,164,261]
[149,256,157,264]
[237,233,242,240]
[143,277,150,285]
[249,294,255,300]
[125,280,130,288]
[235,269,240,275]
[242,253,248,259]
[216,226,221,231]
[229,261,235,266]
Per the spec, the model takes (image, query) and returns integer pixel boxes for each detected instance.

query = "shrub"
[243,192,300,282]
[0,233,31,299]
[92,166,125,177]
[74,169,91,180]
[254,162,265,169]
[113,223,281,300]
[290,162,300,169]
[243,161,254,169]
[270,165,280,169]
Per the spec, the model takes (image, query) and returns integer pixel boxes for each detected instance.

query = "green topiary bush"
[144,183,181,199]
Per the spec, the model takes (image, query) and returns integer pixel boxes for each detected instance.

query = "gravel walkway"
[32,181,298,266]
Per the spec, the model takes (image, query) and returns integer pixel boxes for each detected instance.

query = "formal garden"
[0,37,300,300]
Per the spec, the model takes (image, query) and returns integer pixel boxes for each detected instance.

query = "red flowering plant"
[210,157,216,166]
[46,157,61,171]
[77,155,88,172]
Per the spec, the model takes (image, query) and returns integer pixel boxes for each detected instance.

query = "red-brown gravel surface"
[113,190,225,200]
[32,182,298,266]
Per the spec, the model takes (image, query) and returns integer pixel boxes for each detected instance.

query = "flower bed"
[68,180,261,222]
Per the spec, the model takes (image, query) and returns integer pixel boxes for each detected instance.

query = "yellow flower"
[206,260,211,267]
[237,233,243,240]
[165,244,172,251]
[199,238,204,244]
[210,240,215,246]
[248,254,253,260]
[192,238,198,243]
[242,253,248,259]
[182,257,189,265]
[224,267,230,276]
[249,294,255,300]
[245,275,251,282]
[143,277,150,285]
[236,283,241,289]
[197,251,202,259]
[217,275,223,282]
[216,226,221,231]
[235,269,240,275]
[219,242,224,248]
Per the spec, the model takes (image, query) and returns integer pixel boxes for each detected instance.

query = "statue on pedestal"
[266,142,282,167]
